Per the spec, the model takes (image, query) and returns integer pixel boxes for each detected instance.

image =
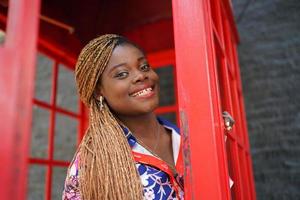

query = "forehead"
[107,44,145,67]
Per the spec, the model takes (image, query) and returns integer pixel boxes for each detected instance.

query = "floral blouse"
[62,118,184,200]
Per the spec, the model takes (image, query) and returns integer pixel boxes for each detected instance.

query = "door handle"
[222,111,235,131]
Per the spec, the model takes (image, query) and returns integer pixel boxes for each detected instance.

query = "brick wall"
[231,0,300,199]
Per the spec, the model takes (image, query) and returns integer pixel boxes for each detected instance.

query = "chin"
[111,99,159,117]
[135,99,159,115]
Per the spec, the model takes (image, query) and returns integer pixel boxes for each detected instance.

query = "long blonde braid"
[74,34,143,199]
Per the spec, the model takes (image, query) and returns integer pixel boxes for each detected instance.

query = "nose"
[132,70,148,83]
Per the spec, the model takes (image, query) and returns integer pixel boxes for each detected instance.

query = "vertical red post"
[0,0,40,199]
[172,0,225,199]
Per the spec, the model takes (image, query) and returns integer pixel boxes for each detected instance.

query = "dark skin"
[96,43,175,167]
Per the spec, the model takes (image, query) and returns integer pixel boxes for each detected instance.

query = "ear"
[93,83,104,100]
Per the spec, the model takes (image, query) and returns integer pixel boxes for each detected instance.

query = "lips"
[130,87,152,97]
[129,85,155,97]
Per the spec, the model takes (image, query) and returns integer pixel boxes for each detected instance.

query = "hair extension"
[73,34,143,199]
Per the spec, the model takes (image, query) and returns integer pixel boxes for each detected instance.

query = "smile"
[130,87,153,97]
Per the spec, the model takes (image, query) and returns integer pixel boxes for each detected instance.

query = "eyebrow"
[109,56,147,73]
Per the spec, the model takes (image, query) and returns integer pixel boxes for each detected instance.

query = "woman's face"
[98,43,160,117]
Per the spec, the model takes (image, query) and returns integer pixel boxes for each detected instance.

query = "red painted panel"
[0,0,40,199]
[172,0,227,199]
[123,19,175,53]
[172,0,256,199]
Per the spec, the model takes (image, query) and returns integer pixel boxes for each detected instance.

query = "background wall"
[231,0,300,199]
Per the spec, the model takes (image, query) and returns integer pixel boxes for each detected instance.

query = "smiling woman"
[62,34,184,200]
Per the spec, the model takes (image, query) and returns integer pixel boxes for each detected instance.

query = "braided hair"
[74,34,144,199]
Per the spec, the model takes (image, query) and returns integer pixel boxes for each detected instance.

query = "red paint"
[172,0,225,198]
[124,19,174,53]
[172,0,255,199]
[0,0,40,199]
[33,98,80,119]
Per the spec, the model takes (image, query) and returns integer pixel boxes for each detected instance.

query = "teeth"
[132,87,152,97]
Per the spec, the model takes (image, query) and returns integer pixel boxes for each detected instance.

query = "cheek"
[150,70,159,83]
[152,71,160,89]
[103,82,130,107]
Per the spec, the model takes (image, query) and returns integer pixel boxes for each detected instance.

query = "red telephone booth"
[0,0,256,199]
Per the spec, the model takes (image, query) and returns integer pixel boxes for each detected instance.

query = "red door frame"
[172,0,226,198]
[172,0,256,199]
[0,0,40,199]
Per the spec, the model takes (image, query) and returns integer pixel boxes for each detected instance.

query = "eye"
[140,64,151,71]
[115,71,129,79]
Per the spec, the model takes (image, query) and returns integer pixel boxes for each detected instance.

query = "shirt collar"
[121,117,180,148]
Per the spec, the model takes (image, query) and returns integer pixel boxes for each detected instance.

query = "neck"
[117,112,159,139]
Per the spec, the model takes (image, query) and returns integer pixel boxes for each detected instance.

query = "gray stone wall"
[231,0,300,199]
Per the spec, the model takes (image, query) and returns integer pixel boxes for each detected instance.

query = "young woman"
[62,34,184,200]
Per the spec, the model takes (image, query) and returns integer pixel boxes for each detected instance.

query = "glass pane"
[34,53,53,103]
[52,166,68,200]
[246,154,254,200]
[31,105,49,158]
[226,138,238,200]
[27,165,46,200]
[214,39,228,111]
[230,82,243,142]
[239,148,250,200]
[222,18,234,67]
[57,64,78,113]
[158,112,177,125]
[0,29,5,45]
[154,65,175,106]
[54,113,78,161]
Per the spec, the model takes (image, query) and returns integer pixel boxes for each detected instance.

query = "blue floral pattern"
[138,163,182,200]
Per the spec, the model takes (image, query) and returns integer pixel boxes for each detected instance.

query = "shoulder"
[62,154,81,200]
[68,154,80,177]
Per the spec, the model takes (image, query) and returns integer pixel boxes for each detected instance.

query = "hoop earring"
[99,96,104,111]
